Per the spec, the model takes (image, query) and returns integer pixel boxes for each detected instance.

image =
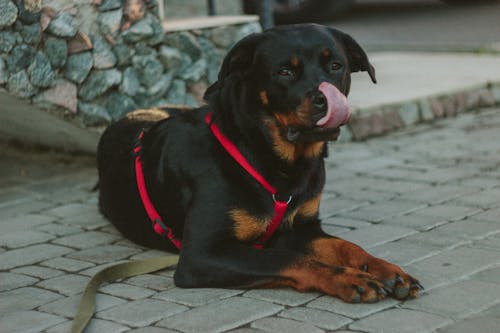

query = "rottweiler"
[97,24,422,303]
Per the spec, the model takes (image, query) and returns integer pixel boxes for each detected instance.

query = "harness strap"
[134,131,181,250]
[205,112,291,248]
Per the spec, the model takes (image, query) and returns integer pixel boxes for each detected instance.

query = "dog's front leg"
[294,223,422,299]
[174,242,387,303]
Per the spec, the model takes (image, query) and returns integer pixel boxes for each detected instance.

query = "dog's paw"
[328,267,388,303]
[360,259,423,300]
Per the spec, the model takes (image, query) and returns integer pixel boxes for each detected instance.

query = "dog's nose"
[312,92,327,112]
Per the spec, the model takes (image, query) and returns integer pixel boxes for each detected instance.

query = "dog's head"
[205,24,376,161]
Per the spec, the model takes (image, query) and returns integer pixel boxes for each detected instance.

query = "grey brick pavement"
[1,107,500,332]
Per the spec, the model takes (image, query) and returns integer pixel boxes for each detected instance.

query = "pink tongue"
[316,82,350,128]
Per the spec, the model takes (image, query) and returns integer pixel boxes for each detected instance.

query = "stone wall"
[0,0,261,128]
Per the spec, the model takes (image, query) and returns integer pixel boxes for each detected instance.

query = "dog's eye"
[329,62,343,72]
[278,68,295,77]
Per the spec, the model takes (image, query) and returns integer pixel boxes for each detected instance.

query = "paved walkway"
[1,106,500,333]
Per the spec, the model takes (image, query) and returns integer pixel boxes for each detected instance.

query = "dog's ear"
[204,33,264,101]
[329,28,376,84]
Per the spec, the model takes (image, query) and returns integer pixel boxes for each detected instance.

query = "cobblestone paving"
[1,108,500,333]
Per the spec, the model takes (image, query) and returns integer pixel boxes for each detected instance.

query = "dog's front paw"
[327,267,388,303]
[360,258,423,300]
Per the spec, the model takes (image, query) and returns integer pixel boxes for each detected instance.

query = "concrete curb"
[343,82,500,141]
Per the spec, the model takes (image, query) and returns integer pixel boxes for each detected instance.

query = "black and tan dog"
[97,24,421,303]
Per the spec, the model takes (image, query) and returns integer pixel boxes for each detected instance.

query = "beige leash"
[71,255,179,333]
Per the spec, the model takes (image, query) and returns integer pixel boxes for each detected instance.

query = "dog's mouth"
[286,82,349,143]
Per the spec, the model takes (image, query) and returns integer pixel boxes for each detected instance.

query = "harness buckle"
[272,194,292,204]
[152,218,169,234]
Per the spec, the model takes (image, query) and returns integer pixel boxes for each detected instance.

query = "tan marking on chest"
[260,90,269,106]
[285,193,322,226]
[230,208,269,242]
[125,109,170,122]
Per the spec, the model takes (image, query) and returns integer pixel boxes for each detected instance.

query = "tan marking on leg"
[230,208,269,242]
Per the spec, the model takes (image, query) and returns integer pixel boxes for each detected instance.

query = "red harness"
[134,112,291,251]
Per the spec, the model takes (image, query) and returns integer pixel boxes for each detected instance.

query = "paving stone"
[336,224,417,249]
[403,219,500,248]
[307,296,399,319]
[454,188,500,208]
[67,245,142,264]
[126,328,179,333]
[101,283,157,300]
[278,307,353,330]
[44,202,94,219]
[36,273,90,296]
[12,265,64,279]
[471,266,500,285]
[474,234,500,251]
[157,297,283,333]
[398,185,477,205]
[2,213,55,232]
[244,288,320,306]
[438,317,500,333]
[0,244,73,270]
[39,293,126,318]
[403,279,500,319]
[59,210,110,230]
[0,310,65,333]
[474,207,500,223]
[322,216,373,229]
[406,246,500,290]
[349,308,452,333]
[0,287,62,312]
[321,224,352,235]
[52,230,121,249]
[0,272,38,292]
[46,318,129,333]
[0,230,54,248]
[98,299,188,327]
[411,204,482,222]
[41,257,95,272]
[36,222,83,236]
[479,302,500,318]
[251,317,325,333]
[320,198,371,218]
[369,239,442,266]
[124,273,175,291]
[154,287,242,306]
[340,200,426,223]
[380,213,448,231]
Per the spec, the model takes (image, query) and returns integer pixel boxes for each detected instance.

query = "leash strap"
[71,255,179,333]
[205,112,291,249]
[134,131,182,250]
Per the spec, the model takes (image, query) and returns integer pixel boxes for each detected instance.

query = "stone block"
[40,293,125,318]
[0,230,54,248]
[0,0,18,28]
[98,299,188,327]
[244,288,319,306]
[251,317,324,333]
[0,244,72,270]
[403,279,500,319]
[41,257,95,272]
[47,12,77,37]
[65,51,93,84]
[0,287,62,312]
[406,246,500,291]
[101,283,156,300]
[68,31,93,54]
[154,287,242,307]
[0,272,38,292]
[278,307,353,331]
[307,296,399,319]
[36,273,90,296]
[439,317,500,333]
[398,102,420,126]
[349,308,452,333]
[0,310,65,333]
[44,36,68,68]
[35,79,77,113]
[157,297,282,333]
[67,245,142,264]
[78,69,122,101]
